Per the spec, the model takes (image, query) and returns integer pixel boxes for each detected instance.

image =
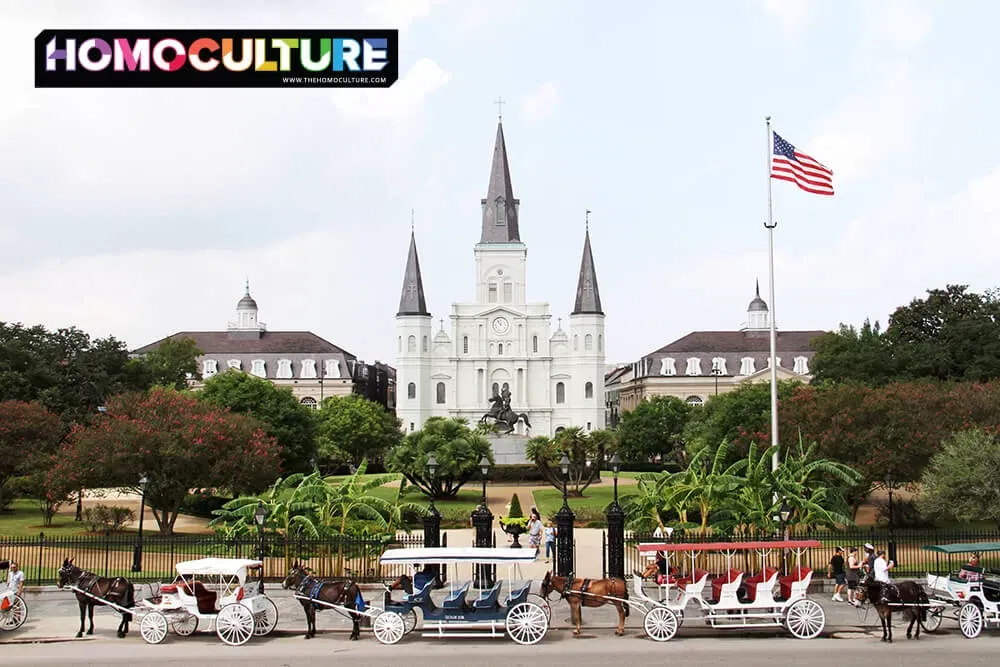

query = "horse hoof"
[615,631,624,636]
[350,635,359,641]
[75,633,83,639]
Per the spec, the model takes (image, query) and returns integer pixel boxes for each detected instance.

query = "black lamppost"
[606,453,625,579]
[131,475,149,573]
[423,454,442,583]
[555,453,576,577]
[254,501,268,593]
[885,471,897,564]
[471,455,493,587]
[778,497,792,573]
[711,361,722,396]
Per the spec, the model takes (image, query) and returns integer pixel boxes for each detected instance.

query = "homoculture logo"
[34,29,399,88]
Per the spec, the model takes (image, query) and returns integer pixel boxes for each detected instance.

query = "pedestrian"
[846,546,861,605]
[528,514,543,558]
[873,549,894,584]
[827,547,846,602]
[862,543,877,580]
[6,560,24,598]
[544,522,557,563]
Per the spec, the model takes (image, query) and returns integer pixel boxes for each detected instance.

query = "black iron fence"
[0,531,430,586]
[617,528,1000,579]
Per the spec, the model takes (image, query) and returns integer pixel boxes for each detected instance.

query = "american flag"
[771,131,834,196]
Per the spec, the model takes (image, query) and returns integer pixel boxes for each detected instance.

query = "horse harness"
[297,573,355,611]
[559,573,595,600]
[75,570,128,604]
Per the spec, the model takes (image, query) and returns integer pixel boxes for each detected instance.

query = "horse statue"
[856,578,930,642]
[57,557,136,638]
[540,571,629,636]
[282,562,363,640]
[481,406,532,435]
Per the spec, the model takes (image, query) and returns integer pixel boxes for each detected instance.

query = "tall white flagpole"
[765,116,779,474]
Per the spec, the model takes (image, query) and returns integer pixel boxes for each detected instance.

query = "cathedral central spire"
[480,121,521,244]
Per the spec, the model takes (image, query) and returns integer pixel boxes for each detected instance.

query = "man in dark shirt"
[828,547,846,602]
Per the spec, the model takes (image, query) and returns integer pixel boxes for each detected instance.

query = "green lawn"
[531,486,637,525]
[0,499,103,537]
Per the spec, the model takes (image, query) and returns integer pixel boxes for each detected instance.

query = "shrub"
[508,493,524,518]
[180,492,233,519]
[83,504,136,533]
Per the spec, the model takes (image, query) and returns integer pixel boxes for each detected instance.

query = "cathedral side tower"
[567,224,607,431]
[395,230,433,433]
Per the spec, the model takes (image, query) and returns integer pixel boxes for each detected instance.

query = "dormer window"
[685,357,702,376]
[660,357,676,376]
[793,356,810,374]
[740,357,756,375]
[276,359,293,379]
[495,197,506,226]
[300,359,317,379]
[250,359,266,378]
[202,359,218,377]
[227,359,242,371]
[711,357,727,375]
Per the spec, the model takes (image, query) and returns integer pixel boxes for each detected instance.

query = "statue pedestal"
[487,434,530,465]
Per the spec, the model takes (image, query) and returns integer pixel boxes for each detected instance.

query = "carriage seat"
[742,568,779,603]
[405,580,435,605]
[178,581,217,614]
[442,581,472,609]
[472,582,503,610]
[778,567,812,601]
[504,582,531,607]
[710,569,744,604]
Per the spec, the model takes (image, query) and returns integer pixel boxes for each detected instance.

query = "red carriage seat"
[159,584,178,594]
[673,568,708,590]
[711,569,743,602]
[742,567,779,602]
[778,567,811,600]
[179,581,218,614]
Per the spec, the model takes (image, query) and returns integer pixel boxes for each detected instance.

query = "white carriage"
[371,547,550,645]
[0,586,27,633]
[136,558,279,646]
[631,540,826,641]
[922,542,1000,638]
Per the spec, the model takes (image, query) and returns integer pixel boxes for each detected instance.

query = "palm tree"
[772,434,861,530]
[667,442,742,536]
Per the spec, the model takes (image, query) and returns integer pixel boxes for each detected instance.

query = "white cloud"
[860,0,933,54]
[760,0,816,36]
[522,82,558,122]
[330,57,451,121]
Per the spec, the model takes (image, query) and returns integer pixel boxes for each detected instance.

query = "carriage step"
[421,631,505,638]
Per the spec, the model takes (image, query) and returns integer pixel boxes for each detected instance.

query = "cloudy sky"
[1,0,998,365]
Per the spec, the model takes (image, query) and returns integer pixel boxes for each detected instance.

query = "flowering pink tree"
[50,388,282,535]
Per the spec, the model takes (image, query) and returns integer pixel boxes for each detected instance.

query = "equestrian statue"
[479,386,531,435]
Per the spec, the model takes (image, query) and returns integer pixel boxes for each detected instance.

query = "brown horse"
[57,558,135,638]
[540,571,629,635]
[282,562,362,640]
[856,579,929,643]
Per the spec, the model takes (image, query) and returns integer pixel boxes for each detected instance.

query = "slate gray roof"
[397,231,430,317]
[637,330,826,378]
[479,122,521,244]
[572,229,604,315]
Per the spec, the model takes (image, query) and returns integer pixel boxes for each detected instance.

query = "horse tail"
[621,579,630,618]
[123,582,135,622]
[520,413,532,428]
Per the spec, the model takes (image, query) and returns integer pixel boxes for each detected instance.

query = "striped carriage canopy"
[637,540,822,553]
[921,543,1000,554]
[380,547,538,566]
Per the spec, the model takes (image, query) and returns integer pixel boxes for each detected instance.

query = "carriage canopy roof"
[637,540,822,553]
[174,558,262,577]
[380,547,538,566]
[921,542,1000,554]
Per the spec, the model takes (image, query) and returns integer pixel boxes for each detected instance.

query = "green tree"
[917,429,1000,527]
[0,400,66,513]
[810,320,896,385]
[616,395,690,462]
[525,427,606,496]
[127,336,202,390]
[50,388,282,535]
[199,370,318,474]
[385,417,493,499]
[316,394,401,467]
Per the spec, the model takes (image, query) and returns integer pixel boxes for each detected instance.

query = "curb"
[0,636,99,645]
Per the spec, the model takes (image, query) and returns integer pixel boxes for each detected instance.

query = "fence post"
[423,503,441,584]
[104,530,111,577]
[602,531,607,579]
[36,533,44,587]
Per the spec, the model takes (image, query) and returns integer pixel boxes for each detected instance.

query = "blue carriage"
[372,547,550,645]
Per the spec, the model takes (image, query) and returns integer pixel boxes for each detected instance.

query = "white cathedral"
[394,121,606,438]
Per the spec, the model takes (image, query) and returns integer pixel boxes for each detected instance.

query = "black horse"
[856,579,929,643]
[57,558,136,638]
[282,562,362,640]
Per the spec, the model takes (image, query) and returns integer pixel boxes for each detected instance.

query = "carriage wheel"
[922,605,944,633]
[527,594,551,623]
[643,606,679,642]
[855,598,871,625]
[140,611,169,644]
[784,599,825,640]
[252,597,279,636]
[0,595,28,631]
[373,611,406,645]
[959,601,983,639]
[171,613,198,636]
[216,603,255,646]
[402,609,417,634]
[505,602,548,645]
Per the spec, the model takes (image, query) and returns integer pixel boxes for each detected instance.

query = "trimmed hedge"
[489,465,548,483]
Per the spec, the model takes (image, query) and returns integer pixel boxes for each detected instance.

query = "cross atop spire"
[480,121,521,243]
[495,96,505,121]
[245,277,250,295]
[585,209,591,232]
[411,208,415,233]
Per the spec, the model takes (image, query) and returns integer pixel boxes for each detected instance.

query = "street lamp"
[131,475,149,573]
[254,501,268,593]
[559,453,571,508]
[778,497,792,573]
[479,455,491,507]
[610,453,622,506]
[606,452,625,579]
[711,361,723,396]
[472,456,494,587]
[426,453,438,514]
[885,471,897,564]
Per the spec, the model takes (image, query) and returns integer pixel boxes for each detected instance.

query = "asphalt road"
[2,632,999,667]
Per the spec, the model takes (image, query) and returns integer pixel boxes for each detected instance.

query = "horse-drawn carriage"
[922,542,1000,638]
[371,547,550,645]
[135,558,279,645]
[629,540,827,641]
[0,560,27,633]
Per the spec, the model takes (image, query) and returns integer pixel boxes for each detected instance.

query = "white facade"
[394,122,606,437]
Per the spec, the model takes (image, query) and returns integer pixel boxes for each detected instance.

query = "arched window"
[585,381,594,399]
[496,198,506,226]
[585,334,593,351]
[556,382,566,404]
[463,335,469,354]
[488,282,498,303]
[498,343,503,355]
[300,396,317,409]
[407,382,416,399]
[436,382,446,404]
[422,335,428,352]
[555,426,565,435]
[532,335,538,353]
[685,395,704,407]
[407,335,416,353]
